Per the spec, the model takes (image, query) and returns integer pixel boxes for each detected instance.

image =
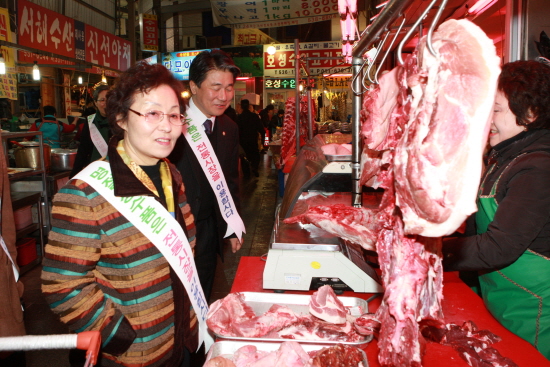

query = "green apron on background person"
[475,157,550,359]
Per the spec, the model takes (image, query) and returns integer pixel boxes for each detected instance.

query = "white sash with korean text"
[87,114,108,157]
[74,161,211,351]
[182,108,245,241]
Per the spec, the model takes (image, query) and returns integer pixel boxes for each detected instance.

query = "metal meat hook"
[366,31,390,85]
[374,15,406,84]
[396,0,439,65]
[426,0,449,58]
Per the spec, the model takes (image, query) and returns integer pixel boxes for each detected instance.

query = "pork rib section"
[393,19,500,237]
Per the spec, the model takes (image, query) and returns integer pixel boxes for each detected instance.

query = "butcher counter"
[228,256,549,367]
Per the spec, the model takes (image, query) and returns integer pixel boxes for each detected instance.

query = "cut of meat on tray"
[278,317,364,343]
[206,342,366,367]
[305,343,365,367]
[207,293,300,338]
[419,319,519,367]
[393,19,501,237]
[283,204,379,251]
[309,285,347,324]
[232,341,310,367]
[203,356,237,367]
[353,313,381,336]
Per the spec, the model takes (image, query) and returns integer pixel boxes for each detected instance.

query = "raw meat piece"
[321,143,352,155]
[203,356,237,367]
[283,204,379,251]
[419,319,519,367]
[281,96,316,166]
[305,344,364,367]
[207,293,299,338]
[278,317,363,343]
[206,293,257,336]
[393,19,501,237]
[353,313,380,336]
[360,67,400,151]
[232,345,270,366]
[234,304,299,338]
[309,285,347,324]
[232,341,310,367]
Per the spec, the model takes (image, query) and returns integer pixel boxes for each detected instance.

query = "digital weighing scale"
[263,134,383,293]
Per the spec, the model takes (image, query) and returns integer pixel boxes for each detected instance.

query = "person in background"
[235,102,243,116]
[260,104,274,130]
[224,105,238,123]
[70,84,111,177]
[42,61,200,367]
[269,108,284,140]
[0,130,26,367]
[237,98,264,177]
[29,105,76,148]
[443,60,550,359]
[169,50,244,306]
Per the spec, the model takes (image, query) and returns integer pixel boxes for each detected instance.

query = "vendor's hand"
[228,237,242,253]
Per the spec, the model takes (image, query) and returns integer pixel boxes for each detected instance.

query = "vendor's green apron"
[476,156,550,359]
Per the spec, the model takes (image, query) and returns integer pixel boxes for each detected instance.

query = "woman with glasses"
[42,61,202,367]
[70,84,111,177]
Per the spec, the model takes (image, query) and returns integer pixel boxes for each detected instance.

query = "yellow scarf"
[115,140,176,213]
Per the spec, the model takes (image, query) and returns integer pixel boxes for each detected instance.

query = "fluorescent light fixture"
[267,43,276,55]
[0,53,5,75]
[468,0,498,15]
[32,61,40,80]
[236,77,251,80]
[78,75,83,84]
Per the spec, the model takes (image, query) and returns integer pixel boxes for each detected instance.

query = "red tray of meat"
[204,340,369,367]
[206,291,373,345]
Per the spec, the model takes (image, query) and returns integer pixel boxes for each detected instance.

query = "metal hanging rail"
[351,0,416,207]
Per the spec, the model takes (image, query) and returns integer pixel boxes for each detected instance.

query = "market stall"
[227,257,550,367]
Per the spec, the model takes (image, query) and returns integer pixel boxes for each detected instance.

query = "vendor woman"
[443,60,550,359]
[41,61,202,366]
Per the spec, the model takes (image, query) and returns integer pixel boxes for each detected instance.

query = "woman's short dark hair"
[106,61,185,138]
[93,84,110,101]
[498,60,550,130]
[189,50,240,88]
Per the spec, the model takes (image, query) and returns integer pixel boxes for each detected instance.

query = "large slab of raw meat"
[393,19,501,237]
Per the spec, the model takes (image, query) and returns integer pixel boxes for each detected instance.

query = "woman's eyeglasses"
[96,98,107,103]
[128,108,186,126]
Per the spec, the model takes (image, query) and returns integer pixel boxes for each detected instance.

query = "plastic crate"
[14,206,33,231]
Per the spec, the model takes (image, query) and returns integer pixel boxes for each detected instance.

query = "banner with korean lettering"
[0,7,15,69]
[234,28,276,46]
[140,13,159,52]
[85,24,131,72]
[18,0,75,59]
[263,41,351,77]
[211,0,339,29]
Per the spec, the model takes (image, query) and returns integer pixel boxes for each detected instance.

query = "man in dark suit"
[169,50,244,304]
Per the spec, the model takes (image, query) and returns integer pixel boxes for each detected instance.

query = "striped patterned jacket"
[42,141,198,367]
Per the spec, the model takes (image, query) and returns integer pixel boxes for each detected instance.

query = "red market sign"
[85,24,131,71]
[17,0,131,72]
[18,0,75,58]
[140,13,158,52]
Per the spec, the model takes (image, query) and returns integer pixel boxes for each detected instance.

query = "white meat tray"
[209,292,373,345]
[205,340,369,366]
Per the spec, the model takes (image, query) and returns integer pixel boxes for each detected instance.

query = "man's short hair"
[189,50,240,88]
[43,105,56,116]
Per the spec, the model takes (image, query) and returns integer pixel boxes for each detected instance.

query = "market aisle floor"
[18,153,280,367]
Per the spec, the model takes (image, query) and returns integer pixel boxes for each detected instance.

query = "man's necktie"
[204,119,213,135]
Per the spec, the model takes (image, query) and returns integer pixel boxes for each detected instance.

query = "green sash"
[476,159,550,359]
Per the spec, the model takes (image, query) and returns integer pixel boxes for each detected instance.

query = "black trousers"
[193,216,218,302]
